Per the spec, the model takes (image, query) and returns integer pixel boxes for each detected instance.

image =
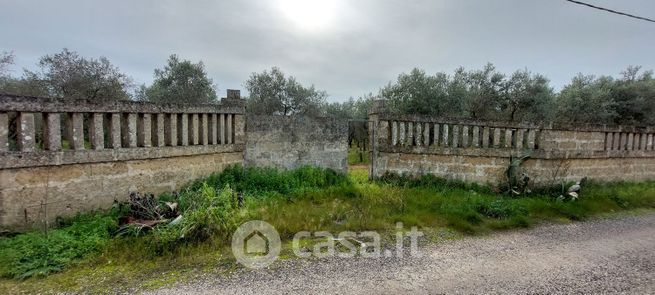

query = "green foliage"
[0,48,133,100]
[139,54,217,104]
[0,212,119,279]
[378,64,555,123]
[245,67,327,116]
[3,166,655,286]
[189,165,350,197]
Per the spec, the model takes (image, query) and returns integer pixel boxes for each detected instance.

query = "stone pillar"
[153,113,165,147]
[121,113,137,148]
[0,112,7,151]
[526,129,536,149]
[451,125,462,147]
[515,129,525,150]
[200,114,208,145]
[137,113,152,147]
[613,132,621,150]
[442,124,449,147]
[626,133,634,150]
[399,122,406,146]
[504,129,513,148]
[88,113,104,150]
[648,134,654,151]
[639,133,647,150]
[67,113,84,150]
[43,113,62,151]
[189,114,198,145]
[622,133,629,150]
[218,114,225,144]
[406,122,414,146]
[481,127,490,148]
[472,126,480,148]
[391,121,398,146]
[18,112,36,152]
[423,123,430,146]
[226,114,233,144]
[492,128,502,148]
[109,113,122,149]
[433,124,440,146]
[166,113,178,146]
[209,114,218,145]
[234,114,245,145]
[178,114,189,146]
[414,122,422,146]
[605,132,613,150]
[461,126,469,148]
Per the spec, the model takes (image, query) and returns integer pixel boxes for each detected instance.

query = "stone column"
[18,112,36,152]
[526,129,536,149]
[492,128,502,148]
[0,112,7,151]
[178,113,189,146]
[189,114,199,145]
[391,121,398,146]
[88,113,104,150]
[67,113,84,150]
[234,114,245,145]
[226,114,233,144]
[461,126,469,148]
[605,132,613,150]
[218,114,225,144]
[452,125,460,148]
[423,123,430,146]
[153,113,165,147]
[121,113,137,148]
[626,133,634,150]
[433,124,440,146]
[613,132,621,150]
[209,114,218,144]
[109,113,121,149]
[504,129,513,148]
[472,126,480,148]
[406,122,414,146]
[648,134,654,151]
[442,124,449,147]
[415,122,422,146]
[43,113,62,151]
[399,122,406,146]
[166,114,178,146]
[515,129,525,150]
[639,133,647,150]
[482,127,490,148]
[137,113,152,147]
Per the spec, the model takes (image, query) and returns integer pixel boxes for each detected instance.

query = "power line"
[565,0,655,24]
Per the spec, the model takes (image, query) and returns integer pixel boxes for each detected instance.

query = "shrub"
[0,212,118,279]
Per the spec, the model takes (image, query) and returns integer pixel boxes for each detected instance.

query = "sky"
[1,0,654,102]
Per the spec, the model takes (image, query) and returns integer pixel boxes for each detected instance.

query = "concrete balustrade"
[0,90,246,169]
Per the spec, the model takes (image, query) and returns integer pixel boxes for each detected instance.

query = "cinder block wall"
[369,100,655,185]
[245,115,348,172]
[0,90,246,230]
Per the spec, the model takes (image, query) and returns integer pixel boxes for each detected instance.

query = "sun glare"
[278,0,338,31]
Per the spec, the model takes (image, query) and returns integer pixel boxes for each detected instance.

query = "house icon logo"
[232,220,281,269]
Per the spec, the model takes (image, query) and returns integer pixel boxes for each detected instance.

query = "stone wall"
[369,100,655,185]
[245,115,348,172]
[0,90,246,230]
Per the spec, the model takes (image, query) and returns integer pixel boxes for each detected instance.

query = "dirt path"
[148,213,655,294]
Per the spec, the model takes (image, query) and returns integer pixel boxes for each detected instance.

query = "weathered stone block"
[0,113,8,152]
[88,113,104,150]
[18,112,36,152]
[44,113,62,151]
[137,113,152,148]
[109,113,121,149]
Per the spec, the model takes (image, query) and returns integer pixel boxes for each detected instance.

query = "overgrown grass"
[2,165,655,293]
[348,147,369,165]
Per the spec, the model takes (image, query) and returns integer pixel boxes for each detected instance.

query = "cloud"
[1,0,654,101]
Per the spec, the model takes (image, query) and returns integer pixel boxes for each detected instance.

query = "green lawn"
[2,165,655,294]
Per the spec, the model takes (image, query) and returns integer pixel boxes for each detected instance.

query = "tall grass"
[1,165,655,283]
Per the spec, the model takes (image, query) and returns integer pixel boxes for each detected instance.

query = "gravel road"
[148,213,655,294]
